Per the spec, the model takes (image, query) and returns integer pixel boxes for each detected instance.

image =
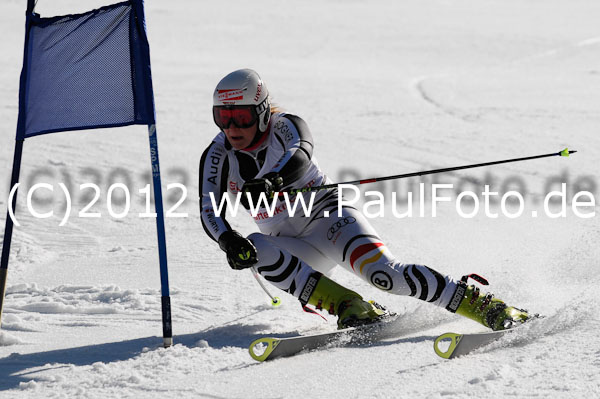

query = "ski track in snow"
[411,74,480,123]
[1,0,599,398]
[410,35,600,123]
[5,284,160,316]
[6,219,100,271]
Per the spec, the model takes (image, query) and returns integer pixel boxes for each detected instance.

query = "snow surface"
[1,0,600,397]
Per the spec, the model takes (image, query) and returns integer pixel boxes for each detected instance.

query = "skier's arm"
[268,114,314,187]
[199,141,232,243]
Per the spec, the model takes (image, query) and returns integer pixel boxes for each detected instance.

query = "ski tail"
[433,332,463,359]
[249,337,281,362]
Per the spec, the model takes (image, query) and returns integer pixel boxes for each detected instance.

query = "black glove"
[241,172,284,208]
[218,230,258,270]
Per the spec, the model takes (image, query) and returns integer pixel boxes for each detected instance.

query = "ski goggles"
[212,105,258,129]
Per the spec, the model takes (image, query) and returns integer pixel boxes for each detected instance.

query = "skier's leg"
[299,207,458,307]
[248,232,386,328]
[300,208,529,330]
[251,234,337,276]
[247,233,314,297]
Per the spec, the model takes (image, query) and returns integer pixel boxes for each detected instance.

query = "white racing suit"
[200,113,460,312]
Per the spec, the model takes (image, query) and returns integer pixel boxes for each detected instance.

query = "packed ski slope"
[1,0,599,397]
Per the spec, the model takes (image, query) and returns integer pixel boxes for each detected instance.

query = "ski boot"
[447,274,530,331]
[300,272,387,329]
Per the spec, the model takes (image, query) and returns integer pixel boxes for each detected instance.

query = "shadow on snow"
[0,321,299,391]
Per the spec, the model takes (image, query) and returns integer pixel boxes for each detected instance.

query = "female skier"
[200,68,529,330]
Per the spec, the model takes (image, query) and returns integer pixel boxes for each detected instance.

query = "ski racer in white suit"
[200,69,530,330]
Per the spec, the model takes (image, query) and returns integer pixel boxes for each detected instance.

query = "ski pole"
[251,266,281,307]
[288,148,576,196]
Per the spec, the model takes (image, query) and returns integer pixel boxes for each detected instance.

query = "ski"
[433,330,511,359]
[434,314,542,359]
[249,314,403,362]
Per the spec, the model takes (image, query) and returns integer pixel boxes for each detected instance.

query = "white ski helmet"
[213,69,271,132]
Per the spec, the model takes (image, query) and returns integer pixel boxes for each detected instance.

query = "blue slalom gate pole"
[0,139,25,328]
[148,124,173,348]
[0,1,35,328]
[131,0,173,348]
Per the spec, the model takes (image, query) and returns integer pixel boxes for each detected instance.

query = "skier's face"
[224,123,257,150]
